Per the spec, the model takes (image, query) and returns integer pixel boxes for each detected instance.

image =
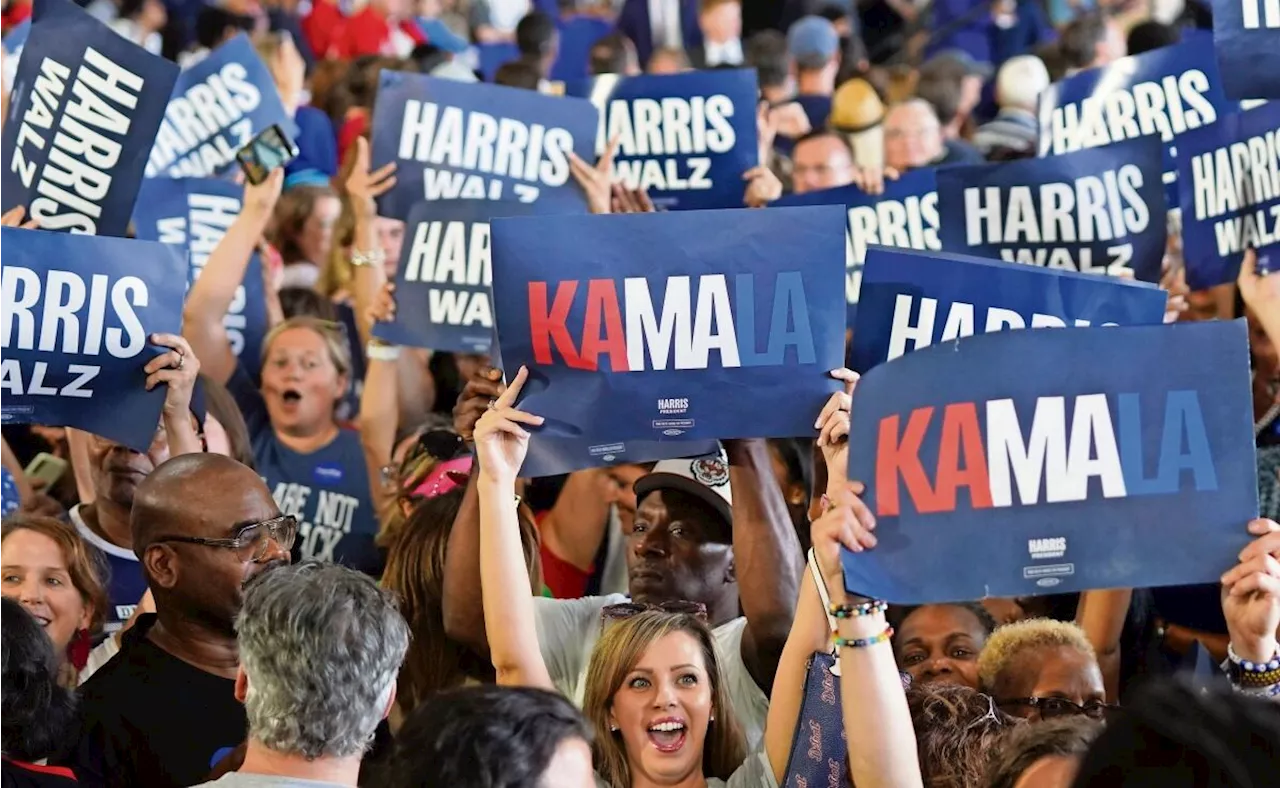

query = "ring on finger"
[175,353,185,370]
[487,399,498,411]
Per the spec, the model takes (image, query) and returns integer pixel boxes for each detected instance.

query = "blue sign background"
[371,71,599,220]
[144,34,294,180]
[851,246,1169,373]
[842,320,1258,603]
[2,19,30,55]
[774,168,939,322]
[1,0,179,237]
[560,69,759,211]
[1213,0,1280,100]
[132,177,268,372]
[490,206,847,441]
[1037,40,1235,208]
[938,137,1167,283]
[0,228,187,451]
[1175,101,1280,288]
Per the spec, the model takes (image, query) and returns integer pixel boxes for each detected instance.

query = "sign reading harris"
[559,69,759,210]
[842,320,1258,604]
[371,71,599,220]
[1176,101,1280,288]
[1037,40,1234,205]
[1213,0,1280,100]
[938,136,1167,283]
[490,206,847,441]
[773,168,939,318]
[0,0,179,237]
[850,246,1169,373]
[132,177,268,371]
[1,228,188,451]
[144,34,293,180]
[375,199,538,354]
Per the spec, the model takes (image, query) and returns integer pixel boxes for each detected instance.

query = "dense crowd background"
[1,0,1279,786]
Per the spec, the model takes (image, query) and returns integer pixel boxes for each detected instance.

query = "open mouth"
[29,613,51,628]
[646,719,687,753]
[281,389,303,405]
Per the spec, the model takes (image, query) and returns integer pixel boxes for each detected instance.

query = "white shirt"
[704,38,744,67]
[535,594,770,749]
[649,0,683,50]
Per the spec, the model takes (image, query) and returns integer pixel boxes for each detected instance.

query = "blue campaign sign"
[1037,40,1235,207]
[375,199,539,354]
[1175,101,1280,289]
[843,320,1258,603]
[132,177,268,372]
[560,69,759,211]
[0,228,188,451]
[490,206,847,441]
[938,137,1167,283]
[370,70,599,220]
[0,0,180,237]
[850,246,1168,373]
[773,168,939,320]
[144,34,294,180]
[1213,0,1280,100]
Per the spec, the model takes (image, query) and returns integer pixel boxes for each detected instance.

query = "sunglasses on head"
[601,601,709,623]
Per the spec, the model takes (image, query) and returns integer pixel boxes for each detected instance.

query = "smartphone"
[236,124,300,185]
[24,452,67,488]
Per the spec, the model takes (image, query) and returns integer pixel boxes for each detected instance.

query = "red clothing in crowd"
[2,0,31,33]
[325,6,425,59]
[301,0,344,62]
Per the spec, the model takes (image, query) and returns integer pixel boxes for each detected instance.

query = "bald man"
[67,454,293,788]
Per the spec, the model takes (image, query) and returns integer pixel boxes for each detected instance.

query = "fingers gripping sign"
[474,366,546,483]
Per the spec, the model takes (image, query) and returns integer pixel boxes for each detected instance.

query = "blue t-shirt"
[1,467,19,516]
[69,505,148,633]
[227,366,382,577]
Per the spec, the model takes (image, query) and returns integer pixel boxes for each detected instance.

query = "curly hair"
[907,683,1022,787]
[1,598,78,761]
[984,716,1101,788]
[977,618,1096,692]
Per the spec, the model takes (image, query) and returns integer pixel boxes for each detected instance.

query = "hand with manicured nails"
[570,135,621,215]
[454,366,506,442]
[145,333,201,417]
[815,368,859,490]
[1,206,38,229]
[473,366,545,485]
[1221,518,1280,664]
[346,137,398,219]
[810,481,877,595]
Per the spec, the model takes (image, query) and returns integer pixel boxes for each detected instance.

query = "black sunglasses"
[151,515,297,563]
[996,696,1118,720]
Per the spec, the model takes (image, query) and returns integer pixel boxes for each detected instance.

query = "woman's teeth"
[649,721,685,732]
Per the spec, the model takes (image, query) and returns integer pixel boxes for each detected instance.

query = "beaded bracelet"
[829,600,888,618]
[1227,643,1280,688]
[835,626,894,649]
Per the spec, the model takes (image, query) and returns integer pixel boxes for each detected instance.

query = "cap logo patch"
[691,457,729,488]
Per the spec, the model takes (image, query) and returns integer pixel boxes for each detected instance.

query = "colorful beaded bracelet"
[835,626,894,649]
[1227,644,1280,688]
[829,600,888,618]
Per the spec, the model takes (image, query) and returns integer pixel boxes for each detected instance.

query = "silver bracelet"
[350,248,386,268]
[365,342,402,361]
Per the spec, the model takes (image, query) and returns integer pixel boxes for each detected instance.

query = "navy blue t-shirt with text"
[227,366,382,577]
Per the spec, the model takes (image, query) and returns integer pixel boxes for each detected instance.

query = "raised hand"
[611,183,657,213]
[144,333,201,417]
[1221,518,1280,664]
[569,135,621,215]
[243,167,285,219]
[454,366,507,442]
[851,165,900,197]
[815,368,859,489]
[743,165,782,208]
[1,206,39,229]
[473,366,544,485]
[365,282,398,325]
[346,137,398,219]
[810,480,877,593]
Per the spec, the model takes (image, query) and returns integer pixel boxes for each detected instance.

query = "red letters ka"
[876,408,941,516]
[529,281,586,369]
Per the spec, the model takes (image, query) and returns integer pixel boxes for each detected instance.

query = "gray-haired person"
[194,562,410,788]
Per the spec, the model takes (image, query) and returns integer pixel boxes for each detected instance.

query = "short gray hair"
[236,562,410,760]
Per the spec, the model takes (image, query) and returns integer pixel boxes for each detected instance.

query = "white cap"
[633,446,733,531]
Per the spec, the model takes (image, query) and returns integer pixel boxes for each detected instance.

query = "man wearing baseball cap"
[787,15,841,132]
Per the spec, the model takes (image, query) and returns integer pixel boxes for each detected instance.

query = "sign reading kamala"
[132,178,268,371]
[1,0,179,237]
[843,321,1258,604]
[850,246,1168,373]
[773,168,939,318]
[1213,0,1280,100]
[1037,40,1234,205]
[1176,101,1280,288]
[489,206,847,441]
[1,228,188,451]
[560,69,758,210]
[375,199,539,354]
[371,71,599,220]
[144,34,293,180]
[938,137,1167,283]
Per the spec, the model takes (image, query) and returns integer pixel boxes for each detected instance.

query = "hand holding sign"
[1,206,39,229]
[455,366,506,442]
[346,138,398,221]
[243,167,285,219]
[143,333,200,416]
[815,367,859,488]
[473,366,545,485]
[743,166,782,208]
[569,134,621,215]
[811,481,878,595]
[1220,518,1280,663]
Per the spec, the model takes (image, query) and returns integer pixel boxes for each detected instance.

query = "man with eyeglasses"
[66,453,294,788]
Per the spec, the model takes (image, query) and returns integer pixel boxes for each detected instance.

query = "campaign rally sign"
[132,177,268,371]
[1,228,188,451]
[773,168,939,319]
[850,246,1169,373]
[0,0,180,237]
[938,137,1167,283]
[560,69,759,210]
[843,320,1257,603]
[144,34,293,180]
[1175,101,1280,288]
[1213,0,1280,100]
[370,71,599,220]
[375,199,540,354]
[1037,40,1235,205]
[490,206,847,441]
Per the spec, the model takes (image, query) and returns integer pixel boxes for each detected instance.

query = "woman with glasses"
[184,170,382,577]
[977,618,1115,723]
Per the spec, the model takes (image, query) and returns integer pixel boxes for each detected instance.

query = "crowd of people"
[2,0,1280,786]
